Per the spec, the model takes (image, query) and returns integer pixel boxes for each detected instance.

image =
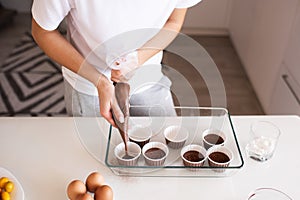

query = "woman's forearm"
[137,8,187,65]
[31,18,107,86]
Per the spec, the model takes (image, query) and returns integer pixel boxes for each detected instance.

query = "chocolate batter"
[209,152,230,163]
[183,150,204,162]
[145,148,166,159]
[204,134,224,145]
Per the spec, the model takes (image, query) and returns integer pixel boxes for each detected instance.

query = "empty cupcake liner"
[128,125,152,148]
[164,125,189,149]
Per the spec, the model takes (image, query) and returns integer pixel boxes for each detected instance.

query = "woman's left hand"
[110,51,139,82]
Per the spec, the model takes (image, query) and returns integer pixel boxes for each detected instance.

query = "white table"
[0,115,299,200]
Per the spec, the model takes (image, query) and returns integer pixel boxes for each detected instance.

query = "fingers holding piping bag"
[108,51,139,82]
[111,94,125,124]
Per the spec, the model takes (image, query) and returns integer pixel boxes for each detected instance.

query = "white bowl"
[207,146,233,172]
[128,125,152,148]
[0,167,24,200]
[114,142,141,166]
[202,129,226,149]
[181,144,207,168]
[142,142,169,166]
[163,125,189,149]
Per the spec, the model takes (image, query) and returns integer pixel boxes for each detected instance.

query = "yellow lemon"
[1,191,11,200]
[0,177,9,188]
[4,181,14,193]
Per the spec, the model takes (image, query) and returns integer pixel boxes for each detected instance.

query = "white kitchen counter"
[0,115,299,200]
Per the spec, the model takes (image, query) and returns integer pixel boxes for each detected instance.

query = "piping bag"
[112,82,130,153]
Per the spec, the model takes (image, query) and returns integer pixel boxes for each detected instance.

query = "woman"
[31,0,201,126]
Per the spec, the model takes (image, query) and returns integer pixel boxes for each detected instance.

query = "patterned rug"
[0,32,67,116]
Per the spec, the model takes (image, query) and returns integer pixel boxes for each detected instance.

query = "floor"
[0,13,31,65]
[0,13,264,116]
[0,13,65,116]
[162,36,264,115]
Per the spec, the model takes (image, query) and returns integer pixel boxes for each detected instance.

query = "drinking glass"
[245,121,280,162]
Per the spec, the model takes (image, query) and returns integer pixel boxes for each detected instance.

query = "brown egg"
[94,185,113,200]
[75,193,93,200]
[86,172,105,193]
[67,180,87,200]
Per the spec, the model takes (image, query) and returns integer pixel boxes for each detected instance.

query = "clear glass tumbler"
[245,121,281,162]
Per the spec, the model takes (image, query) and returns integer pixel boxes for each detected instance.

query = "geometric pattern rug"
[0,32,67,116]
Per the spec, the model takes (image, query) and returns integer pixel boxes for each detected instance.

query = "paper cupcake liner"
[117,157,139,166]
[144,157,167,166]
[181,144,207,171]
[202,129,226,150]
[165,139,186,149]
[164,125,189,149]
[114,142,141,166]
[128,125,152,148]
[207,146,233,173]
[142,142,169,166]
[129,138,150,148]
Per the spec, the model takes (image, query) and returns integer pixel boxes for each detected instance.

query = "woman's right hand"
[96,76,124,127]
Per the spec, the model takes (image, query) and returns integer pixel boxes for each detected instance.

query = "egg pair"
[67,172,113,200]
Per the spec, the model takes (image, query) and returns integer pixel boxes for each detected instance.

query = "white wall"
[269,4,300,115]
[1,0,32,13]
[229,0,299,113]
[182,0,232,35]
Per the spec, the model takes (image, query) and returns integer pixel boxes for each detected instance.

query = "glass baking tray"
[105,106,244,177]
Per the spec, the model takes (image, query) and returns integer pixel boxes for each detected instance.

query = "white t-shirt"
[32,0,201,95]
